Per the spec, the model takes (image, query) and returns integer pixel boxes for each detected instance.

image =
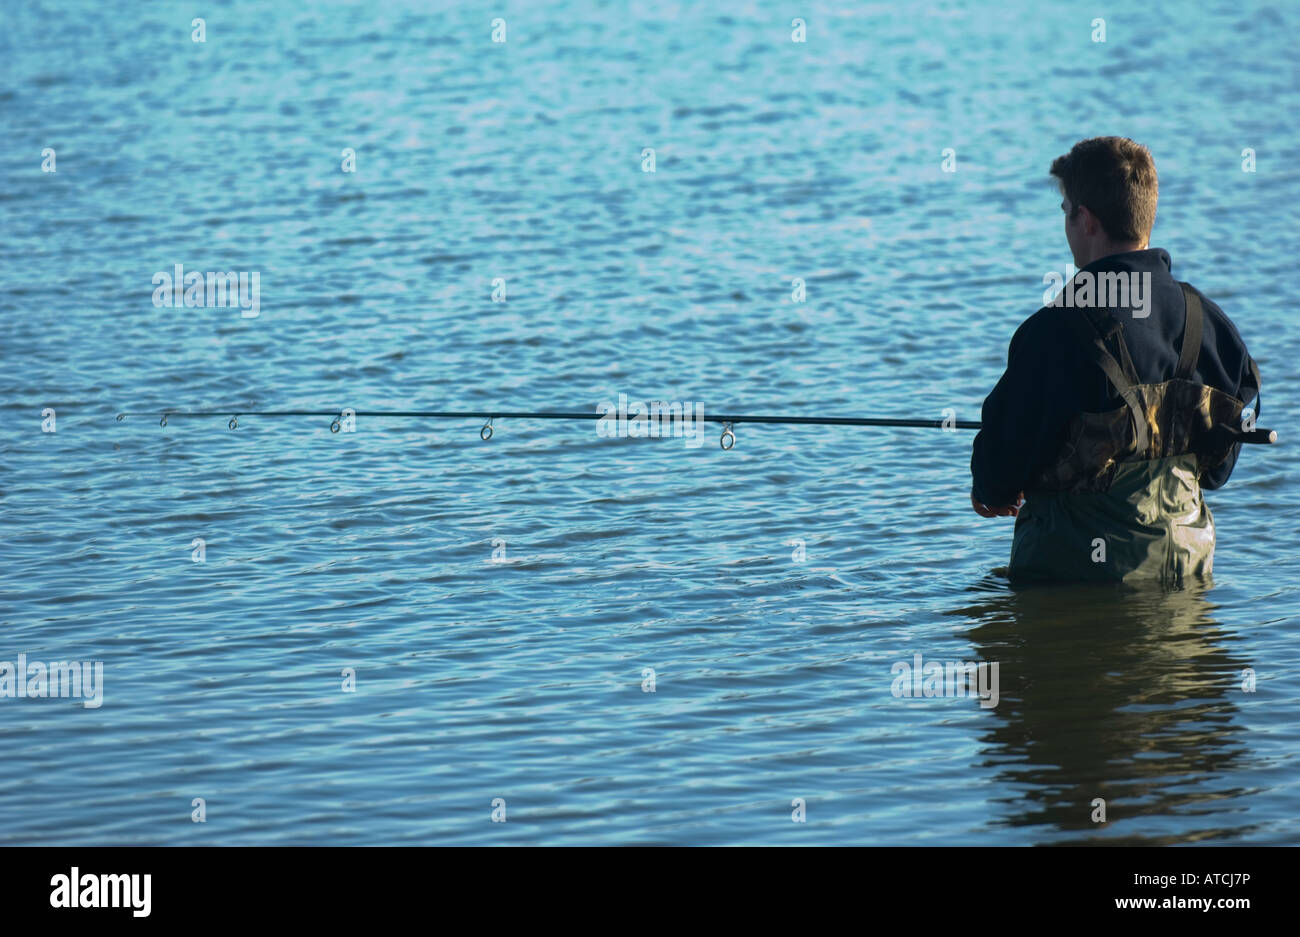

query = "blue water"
[3,1,1298,844]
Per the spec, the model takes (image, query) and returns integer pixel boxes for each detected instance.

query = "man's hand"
[971,491,1024,518]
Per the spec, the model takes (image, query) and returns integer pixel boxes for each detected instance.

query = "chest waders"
[1008,283,1259,585]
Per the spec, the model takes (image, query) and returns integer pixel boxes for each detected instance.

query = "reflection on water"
[949,582,1256,844]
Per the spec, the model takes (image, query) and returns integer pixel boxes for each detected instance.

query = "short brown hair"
[1050,137,1158,244]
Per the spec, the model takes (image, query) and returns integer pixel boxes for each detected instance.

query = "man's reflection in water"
[947,579,1255,843]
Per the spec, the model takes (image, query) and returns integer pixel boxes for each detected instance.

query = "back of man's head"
[1051,137,1158,246]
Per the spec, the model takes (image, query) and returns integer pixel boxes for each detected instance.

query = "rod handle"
[1241,427,1277,445]
[1216,423,1276,445]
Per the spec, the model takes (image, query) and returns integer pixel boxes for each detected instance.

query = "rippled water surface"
[3,1,1299,844]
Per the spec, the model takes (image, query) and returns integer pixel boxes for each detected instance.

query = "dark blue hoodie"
[971,248,1259,507]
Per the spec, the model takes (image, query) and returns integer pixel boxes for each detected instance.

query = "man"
[971,137,1262,584]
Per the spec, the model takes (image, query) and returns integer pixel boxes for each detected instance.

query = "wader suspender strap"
[1176,283,1263,406]
[1061,306,1151,454]
[1176,282,1204,380]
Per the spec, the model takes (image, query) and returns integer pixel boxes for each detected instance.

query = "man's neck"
[1081,241,1147,267]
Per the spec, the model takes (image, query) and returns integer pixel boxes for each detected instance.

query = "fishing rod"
[114,408,983,449]
[113,407,1277,451]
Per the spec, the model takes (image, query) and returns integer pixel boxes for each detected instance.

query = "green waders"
[1009,454,1214,584]
[1006,283,1252,585]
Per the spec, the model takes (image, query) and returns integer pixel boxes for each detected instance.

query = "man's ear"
[1078,204,1101,237]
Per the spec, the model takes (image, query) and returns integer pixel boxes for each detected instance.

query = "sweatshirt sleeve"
[970,311,1074,506]
[1201,353,1261,490]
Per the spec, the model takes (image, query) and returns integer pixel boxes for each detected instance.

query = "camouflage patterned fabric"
[1028,379,1245,494]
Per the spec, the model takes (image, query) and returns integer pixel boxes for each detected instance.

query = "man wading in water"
[970,137,1263,584]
